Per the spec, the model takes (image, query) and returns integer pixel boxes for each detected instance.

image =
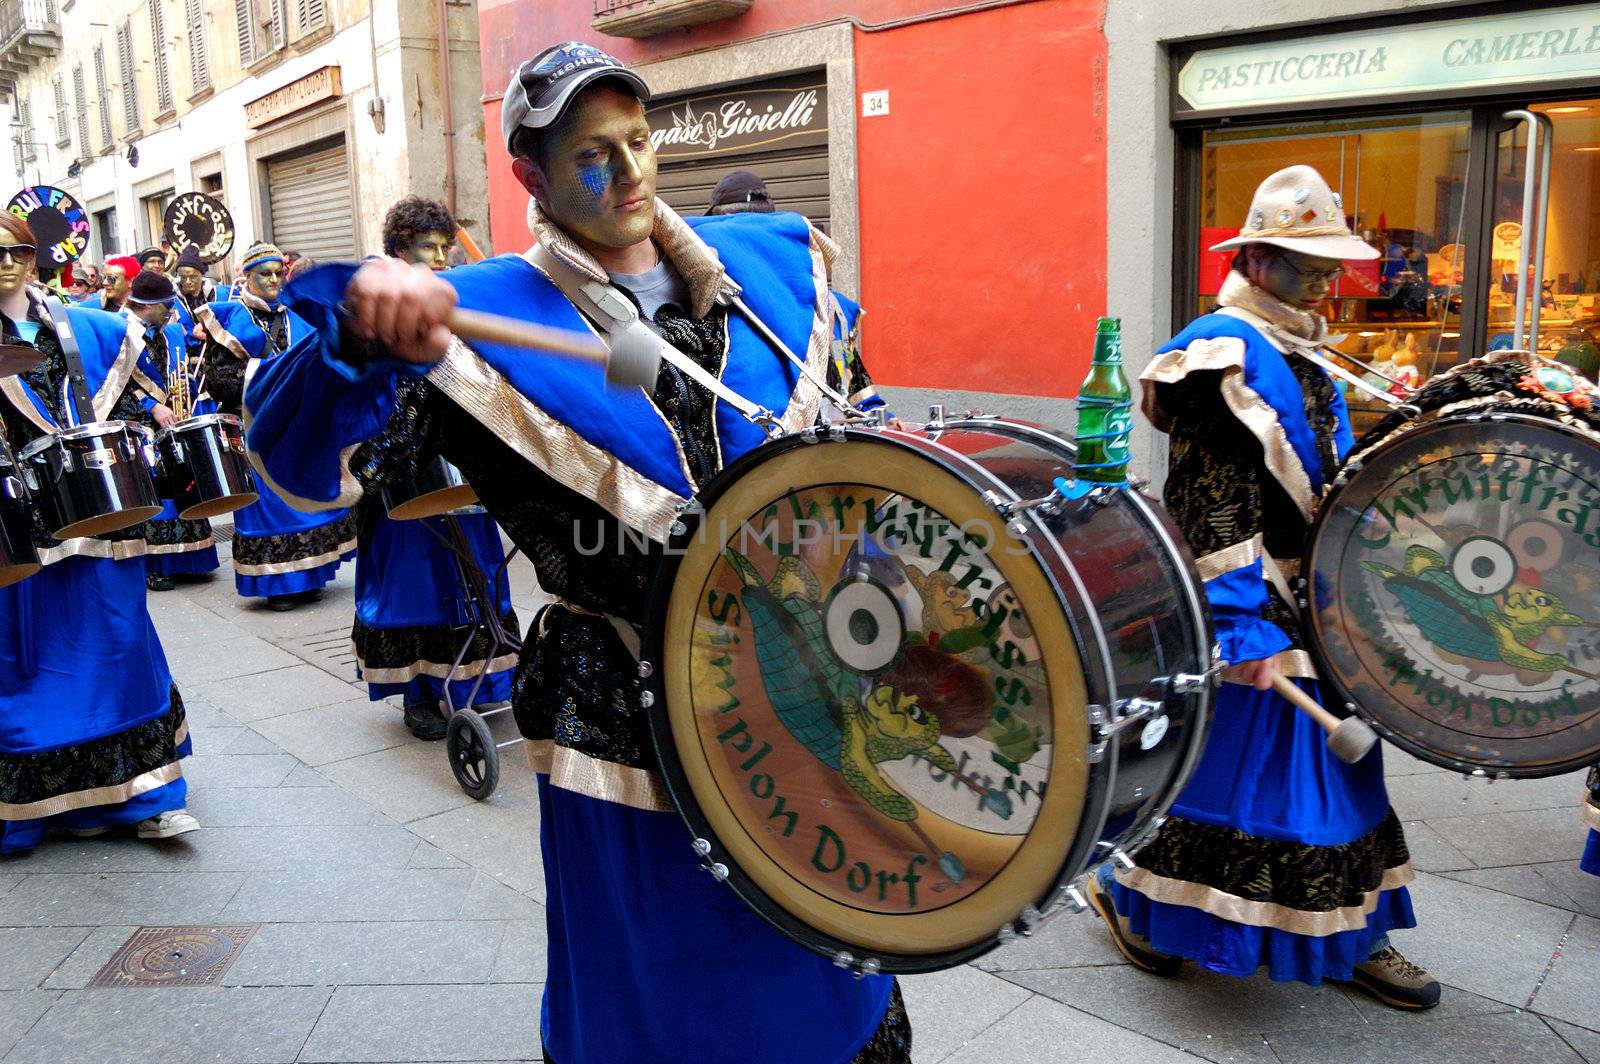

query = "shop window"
[1487,100,1600,379]
[1197,112,1472,422]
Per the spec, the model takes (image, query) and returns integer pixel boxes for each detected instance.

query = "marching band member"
[1585,768,1598,878]
[244,42,908,1064]
[84,254,138,313]
[349,198,519,740]
[196,241,355,611]
[1091,165,1437,1009]
[124,271,220,589]
[0,214,199,852]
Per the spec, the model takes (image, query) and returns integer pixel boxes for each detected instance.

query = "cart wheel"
[446,709,500,800]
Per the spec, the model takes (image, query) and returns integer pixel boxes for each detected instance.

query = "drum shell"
[0,449,41,588]
[641,418,1214,974]
[156,413,259,520]
[381,455,477,520]
[18,421,162,540]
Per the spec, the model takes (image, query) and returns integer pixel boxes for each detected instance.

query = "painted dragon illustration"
[724,548,960,822]
[1362,545,1587,675]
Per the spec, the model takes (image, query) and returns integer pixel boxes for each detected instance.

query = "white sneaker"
[136,809,200,839]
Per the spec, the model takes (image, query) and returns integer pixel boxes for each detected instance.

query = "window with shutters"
[19,100,35,162]
[51,76,68,148]
[266,0,287,52]
[151,1,173,116]
[72,65,90,158]
[185,0,210,93]
[117,21,140,134]
[295,0,326,36]
[93,45,112,149]
[235,0,257,66]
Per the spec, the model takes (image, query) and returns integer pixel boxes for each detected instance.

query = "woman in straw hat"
[1089,165,1439,1009]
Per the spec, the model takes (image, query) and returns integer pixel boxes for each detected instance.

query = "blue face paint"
[577,161,612,201]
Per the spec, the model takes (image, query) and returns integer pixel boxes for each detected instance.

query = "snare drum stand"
[420,513,523,800]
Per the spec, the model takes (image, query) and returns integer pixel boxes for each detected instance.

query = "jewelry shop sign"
[647,72,826,161]
[1177,3,1600,114]
[245,66,343,129]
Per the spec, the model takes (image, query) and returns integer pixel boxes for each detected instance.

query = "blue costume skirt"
[145,497,220,577]
[536,777,893,1064]
[230,474,356,598]
[0,555,192,854]
[1110,679,1416,985]
[1583,831,1599,877]
[351,507,518,707]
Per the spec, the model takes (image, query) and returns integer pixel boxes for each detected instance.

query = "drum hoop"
[166,412,243,434]
[1305,408,1600,777]
[959,415,1219,838]
[18,420,139,457]
[650,432,1094,967]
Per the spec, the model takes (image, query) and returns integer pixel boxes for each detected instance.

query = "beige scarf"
[1216,269,1329,346]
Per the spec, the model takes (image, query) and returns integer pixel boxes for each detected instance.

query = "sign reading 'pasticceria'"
[1177,3,1600,113]
[646,73,827,161]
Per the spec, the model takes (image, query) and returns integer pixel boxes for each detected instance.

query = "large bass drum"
[642,416,1215,974]
[1304,353,1600,777]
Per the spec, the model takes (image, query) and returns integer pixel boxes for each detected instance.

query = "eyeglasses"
[1280,259,1345,285]
[0,244,36,265]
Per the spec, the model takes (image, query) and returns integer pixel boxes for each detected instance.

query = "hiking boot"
[1346,946,1441,1010]
[136,809,200,840]
[146,572,174,592]
[1088,865,1183,977]
[403,696,448,741]
[266,595,298,612]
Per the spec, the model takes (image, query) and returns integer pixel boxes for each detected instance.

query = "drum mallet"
[1270,673,1377,764]
[446,307,660,390]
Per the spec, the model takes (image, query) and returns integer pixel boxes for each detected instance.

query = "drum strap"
[1260,551,1301,626]
[40,297,96,427]
[525,245,774,429]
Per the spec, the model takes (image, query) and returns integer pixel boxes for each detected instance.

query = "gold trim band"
[1221,648,1317,682]
[1583,798,1600,833]
[230,534,355,576]
[531,742,674,813]
[0,759,184,821]
[353,649,521,685]
[144,535,217,556]
[1196,534,1262,582]
[1115,862,1414,937]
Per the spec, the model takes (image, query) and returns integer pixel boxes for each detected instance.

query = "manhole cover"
[88,925,258,988]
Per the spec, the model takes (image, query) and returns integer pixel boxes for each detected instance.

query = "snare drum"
[380,455,477,520]
[1305,353,1600,777]
[19,421,163,540]
[0,434,40,587]
[641,416,1215,974]
[155,412,258,520]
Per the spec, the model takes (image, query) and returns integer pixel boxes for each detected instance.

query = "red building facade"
[475,0,1107,403]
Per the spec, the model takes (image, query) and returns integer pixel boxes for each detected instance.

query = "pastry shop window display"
[1194,112,1472,426]
[1487,100,1600,382]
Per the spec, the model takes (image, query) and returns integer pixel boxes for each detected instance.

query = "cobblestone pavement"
[1,546,1597,1063]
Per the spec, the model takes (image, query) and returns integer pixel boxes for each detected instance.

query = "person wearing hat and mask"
[245,40,908,1064]
[136,246,169,276]
[197,241,355,611]
[706,169,775,216]
[0,213,201,852]
[123,270,220,589]
[1088,165,1437,1010]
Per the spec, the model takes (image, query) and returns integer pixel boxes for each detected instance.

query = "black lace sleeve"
[1158,371,1265,558]
[203,339,246,414]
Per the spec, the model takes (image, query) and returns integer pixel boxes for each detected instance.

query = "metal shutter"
[266,140,355,261]
[654,142,831,231]
[185,0,210,91]
[152,0,173,115]
[116,21,138,132]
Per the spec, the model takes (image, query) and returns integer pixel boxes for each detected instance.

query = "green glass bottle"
[1072,316,1133,487]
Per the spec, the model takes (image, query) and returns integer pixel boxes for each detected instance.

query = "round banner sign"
[1307,411,1600,776]
[162,192,234,265]
[7,185,90,267]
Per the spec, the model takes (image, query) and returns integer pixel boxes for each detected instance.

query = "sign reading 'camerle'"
[647,73,827,161]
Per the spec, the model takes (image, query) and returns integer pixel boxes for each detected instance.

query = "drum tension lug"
[1106,697,1162,738]
[832,951,881,978]
[925,403,946,432]
[637,660,654,680]
[1166,672,1215,695]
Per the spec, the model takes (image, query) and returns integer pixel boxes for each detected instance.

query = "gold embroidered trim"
[426,337,688,541]
[1196,534,1263,582]
[526,738,553,774]
[194,304,251,366]
[775,231,830,434]
[1114,862,1414,937]
[143,534,216,556]
[132,368,167,405]
[229,534,355,576]
[1221,648,1317,682]
[0,758,184,820]
[93,316,147,422]
[547,744,673,813]
[37,537,149,565]
[352,649,521,685]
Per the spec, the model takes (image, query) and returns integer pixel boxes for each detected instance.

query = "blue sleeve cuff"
[1215,613,1293,665]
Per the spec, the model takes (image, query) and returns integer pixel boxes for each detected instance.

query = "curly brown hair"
[381,196,456,258]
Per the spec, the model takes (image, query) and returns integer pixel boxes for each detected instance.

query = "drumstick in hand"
[1271,673,1378,764]
[445,307,659,389]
